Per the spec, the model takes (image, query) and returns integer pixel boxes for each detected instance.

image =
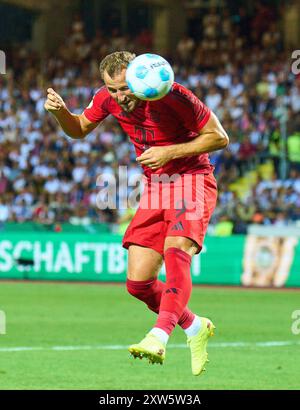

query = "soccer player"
[44,51,229,375]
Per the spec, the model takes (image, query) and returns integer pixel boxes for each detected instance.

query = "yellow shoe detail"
[187,317,215,376]
[128,333,166,365]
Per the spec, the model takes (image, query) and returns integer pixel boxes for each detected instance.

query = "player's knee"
[126,278,138,297]
[126,277,148,300]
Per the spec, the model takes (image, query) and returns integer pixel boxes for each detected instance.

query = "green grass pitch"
[0,281,299,390]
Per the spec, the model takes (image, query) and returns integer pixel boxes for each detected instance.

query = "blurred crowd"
[210,170,300,235]
[0,5,300,234]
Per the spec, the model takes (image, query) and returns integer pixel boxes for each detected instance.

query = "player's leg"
[126,245,166,363]
[127,243,200,364]
[151,173,217,343]
[145,173,217,374]
[127,238,194,364]
[154,236,215,375]
[126,174,217,366]
[126,244,164,313]
[123,186,196,330]
[151,236,198,344]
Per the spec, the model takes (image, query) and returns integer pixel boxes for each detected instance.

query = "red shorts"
[122,173,217,255]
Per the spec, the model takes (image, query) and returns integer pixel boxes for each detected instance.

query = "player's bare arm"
[44,88,99,139]
[136,112,229,170]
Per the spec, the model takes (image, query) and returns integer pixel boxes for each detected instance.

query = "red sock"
[126,278,163,313]
[155,247,192,335]
[126,277,195,328]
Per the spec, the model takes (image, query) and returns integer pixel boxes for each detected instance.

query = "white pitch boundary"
[0,340,299,352]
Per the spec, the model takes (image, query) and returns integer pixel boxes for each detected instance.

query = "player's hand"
[136,146,174,170]
[44,88,66,113]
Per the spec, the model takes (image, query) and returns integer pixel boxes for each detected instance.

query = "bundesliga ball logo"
[126,53,174,101]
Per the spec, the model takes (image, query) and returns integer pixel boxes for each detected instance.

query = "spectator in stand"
[287,127,300,172]
[214,215,234,236]
[176,34,195,64]
[0,197,10,227]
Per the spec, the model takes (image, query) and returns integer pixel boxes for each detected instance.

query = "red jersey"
[83,82,213,179]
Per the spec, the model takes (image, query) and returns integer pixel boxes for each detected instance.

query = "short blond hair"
[99,51,136,80]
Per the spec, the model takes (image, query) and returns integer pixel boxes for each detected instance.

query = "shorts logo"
[165,288,178,294]
[171,222,184,231]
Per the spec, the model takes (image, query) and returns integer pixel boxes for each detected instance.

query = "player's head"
[100,51,139,113]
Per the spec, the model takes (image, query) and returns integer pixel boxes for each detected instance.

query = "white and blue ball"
[126,53,174,101]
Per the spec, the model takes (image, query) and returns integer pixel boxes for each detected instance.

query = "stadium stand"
[0,6,300,235]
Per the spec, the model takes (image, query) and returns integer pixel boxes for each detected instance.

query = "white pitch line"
[0,340,300,353]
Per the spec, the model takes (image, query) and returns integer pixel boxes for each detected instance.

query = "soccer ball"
[126,53,174,101]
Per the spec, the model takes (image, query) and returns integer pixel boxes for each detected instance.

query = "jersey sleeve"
[83,87,110,123]
[168,84,211,134]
